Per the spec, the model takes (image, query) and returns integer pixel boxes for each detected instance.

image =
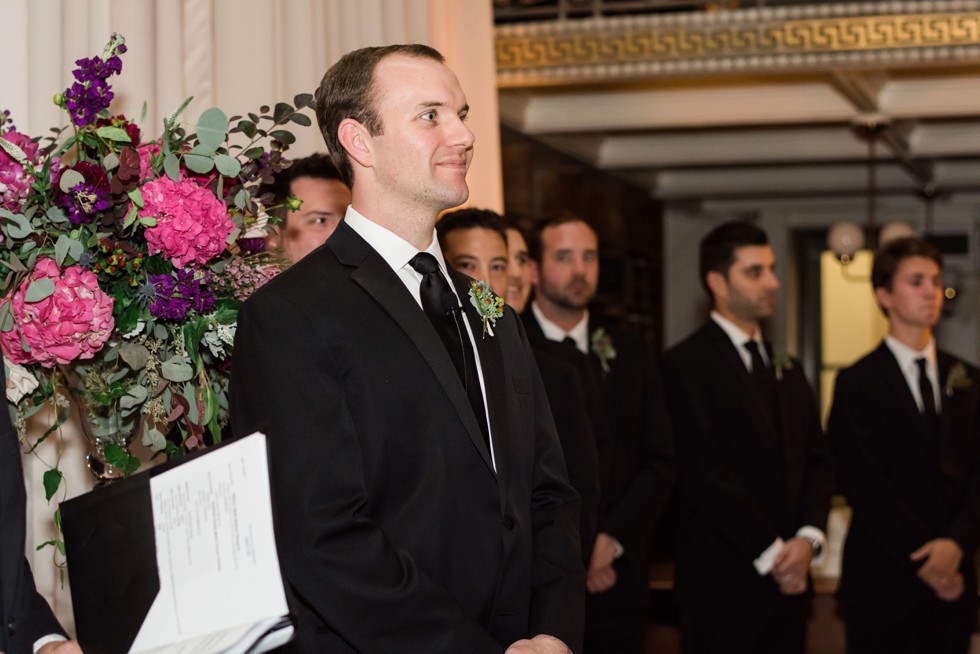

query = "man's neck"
[713,307,759,340]
[888,323,933,352]
[534,296,587,332]
[350,196,437,251]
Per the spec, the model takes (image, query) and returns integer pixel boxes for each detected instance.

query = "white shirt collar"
[344,206,449,278]
[531,301,590,354]
[711,310,768,370]
[884,334,939,413]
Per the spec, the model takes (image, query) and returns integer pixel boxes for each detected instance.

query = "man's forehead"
[543,222,598,249]
[374,54,463,101]
[896,255,941,275]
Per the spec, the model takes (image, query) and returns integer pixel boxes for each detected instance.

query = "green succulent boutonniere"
[591,327,617,375]
[771,347,794,381]
[944,362,974,397]
[468,280,504,338]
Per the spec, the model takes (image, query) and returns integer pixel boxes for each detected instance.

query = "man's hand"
[505,634,572,654]
[911,538,964,601]
[38,640,83,654]
[586,532,619,594]
[771,537,812,595]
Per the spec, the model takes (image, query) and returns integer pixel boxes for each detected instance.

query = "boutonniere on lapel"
[771,347,794,381]
[468,280,504,338]
[944,362,974,397]
[590,327,617,375]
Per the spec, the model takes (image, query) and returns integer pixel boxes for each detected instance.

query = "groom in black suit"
[1,382,81,654]
[661,221,832,654]
[230,45,583,654]
[828,236,980,654]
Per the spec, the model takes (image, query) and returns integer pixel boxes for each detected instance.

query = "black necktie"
[916,357,939,424]
[409,253,490,451]
[562,336,578,352]
[744,341,770,384]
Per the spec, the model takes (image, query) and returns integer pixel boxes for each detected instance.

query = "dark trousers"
[843,598,974,654]
[584,608,646,654]
[680,597,808,654]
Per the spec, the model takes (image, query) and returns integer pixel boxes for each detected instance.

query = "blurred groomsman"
[661,221,831,654]
[524,212,674,654]
[438,209,601,563]
[261,153,352,263]
[828,237,980,654]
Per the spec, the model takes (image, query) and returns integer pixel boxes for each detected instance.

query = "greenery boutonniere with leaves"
[771,347,794,381]
[591,327,617,375]
[944,361,974,397]
[468,280,504,338]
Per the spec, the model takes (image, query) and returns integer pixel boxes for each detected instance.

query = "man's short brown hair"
[871,236,944,292]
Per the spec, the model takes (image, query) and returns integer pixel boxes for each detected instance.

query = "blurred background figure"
[261,153,351,263]
[436,208,510,296]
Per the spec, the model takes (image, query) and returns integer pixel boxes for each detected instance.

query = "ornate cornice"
[496,1,980,86]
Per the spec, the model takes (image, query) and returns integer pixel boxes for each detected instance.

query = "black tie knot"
[744,341,768,374]
[409,252,440,276]
[916,357,938,422]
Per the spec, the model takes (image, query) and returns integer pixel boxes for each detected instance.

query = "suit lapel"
[870,342,934,442]
[937,352,963,479]
[702,321,779,441]
[329,224,495,474]
[451,270,510,497]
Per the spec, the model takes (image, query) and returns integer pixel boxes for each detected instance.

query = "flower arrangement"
[590,327,616,375]
[944,361,974,397]
[0,34,309,500]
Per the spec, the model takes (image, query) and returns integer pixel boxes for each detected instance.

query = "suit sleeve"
[942,375,980,553]
[662,351,780,563]
[827,367,931,560]
[230,293,503,653]
[601,348,675,560]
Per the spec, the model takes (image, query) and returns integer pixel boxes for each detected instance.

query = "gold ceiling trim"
[496,4,980,85]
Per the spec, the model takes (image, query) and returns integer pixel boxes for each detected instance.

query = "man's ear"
[337,118,372,169]
[873,285,892,313]
[706,271,726,302]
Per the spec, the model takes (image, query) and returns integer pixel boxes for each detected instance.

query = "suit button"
[7,617,16,634]
[502,515,515,530]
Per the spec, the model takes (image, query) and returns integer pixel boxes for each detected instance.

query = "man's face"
[710,245,779,324]
[505,228,532,312]
[366,55,475,213]
[442,227,508,296]
[875,256,943,330]
[267,176,352,263]
[533,221,599,311]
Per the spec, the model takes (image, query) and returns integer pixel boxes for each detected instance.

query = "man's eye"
[491,263,507,272]
[421,111,436,121]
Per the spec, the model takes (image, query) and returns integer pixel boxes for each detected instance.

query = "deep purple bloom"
[63,50,124,127]
[55,161,111,224]
[236,237,266,255]
[148,269,216,321]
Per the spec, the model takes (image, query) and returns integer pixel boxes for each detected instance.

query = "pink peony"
[0,258,114,367]
[0,130,39,211]
[140,175,234,268]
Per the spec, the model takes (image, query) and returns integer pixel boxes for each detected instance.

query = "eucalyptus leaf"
[123,204,139,229]
[67,238,84,261]
[237,120,257,139]
[0,303,13,332]
[95,125,132,143]
[103,152,119,170]
[294,92,313,108]
[289,113,312,127]
[24,278,55,303]
[273,102,292,123]
[128,187,144,208]
[269,130,296,145]
[119,342,150,370]
[196,107,229,150]
[190,142,216,157]
[163,152,180,181]
[45,206,69,224]
[120,386,149,410]
[183,153,214,174]
[214,154,241,178]
[138,216,158,227]
[58,169,84,193]
[233,189,249,210]
[54,234,70,266]
[161,357,194,383]
[142,427,166,452]
[242,146,264,160]
[3,213,32,239]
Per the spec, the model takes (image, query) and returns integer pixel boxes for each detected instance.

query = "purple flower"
[148,269,216,321]
[55,161,111,224]
[62,43,125,127]
[236,237,266,255]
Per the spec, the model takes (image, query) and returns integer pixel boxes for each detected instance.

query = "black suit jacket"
[530,347,601,563]
[523,313,674,611]
[828,342,980,609]
[230,222,584,653]
[1,402,64,653]
[661,320,832,606]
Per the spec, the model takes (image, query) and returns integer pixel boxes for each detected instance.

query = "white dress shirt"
[344,207,496,468]
[530,302,589,354]
[884,334,940,414]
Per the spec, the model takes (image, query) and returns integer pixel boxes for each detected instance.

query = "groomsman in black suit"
[828,236,980,654]
[523,212,674,654]
[661,221,832,654]
[1,385,82,654]
[231,45,583,653]
[437,209,601,564]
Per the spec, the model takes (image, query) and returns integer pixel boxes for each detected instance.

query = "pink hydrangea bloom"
[0,130,39,211]
[140,175,234,268]
[0,258,114,367]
